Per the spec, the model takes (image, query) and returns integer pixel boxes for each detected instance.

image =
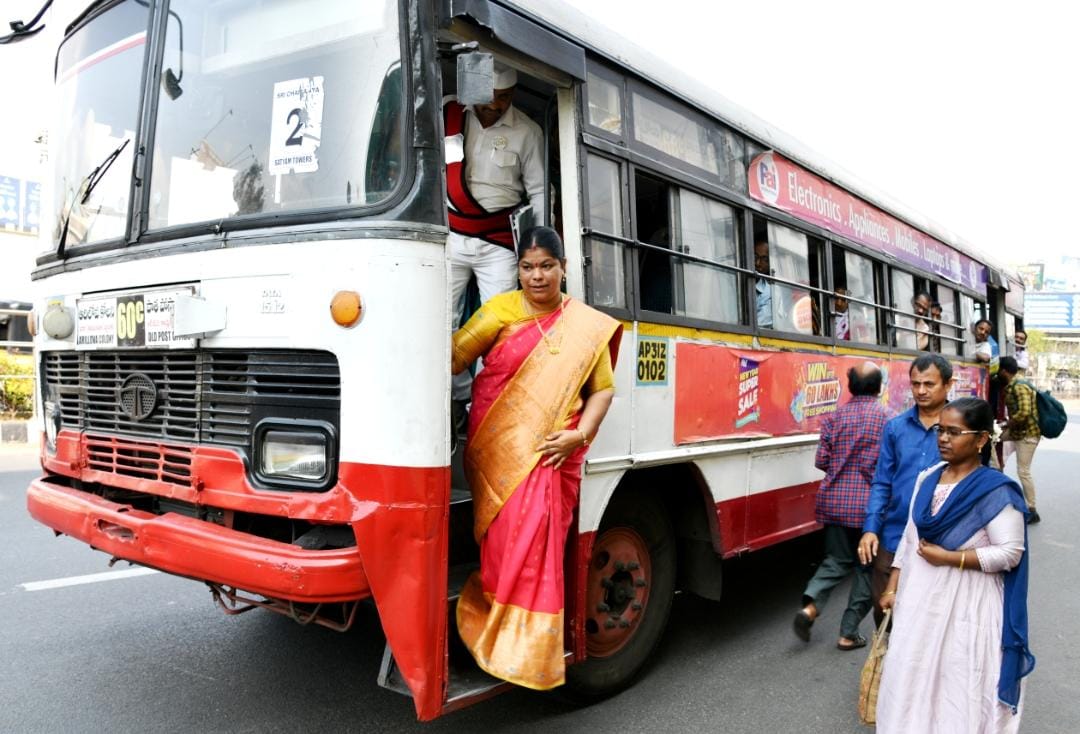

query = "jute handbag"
[858,608,892,725]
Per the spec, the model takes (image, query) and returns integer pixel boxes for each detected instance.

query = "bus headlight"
[258,429,329,482]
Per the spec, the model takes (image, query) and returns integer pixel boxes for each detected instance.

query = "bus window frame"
[749,215,832,345]
[931,282,963,356]
[625,78,747,196]
[828,243,884,348]
[670,187,744,325]
[626,166,755,334]
[582,62,627,146]
[884,264,981,354]
[41,0,421,265]
[576,72,997,350]
[581,149,634,320]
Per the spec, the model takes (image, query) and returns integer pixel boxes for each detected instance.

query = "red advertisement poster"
[674,343,986,444]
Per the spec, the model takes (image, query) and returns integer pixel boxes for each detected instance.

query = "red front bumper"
[27,477,370,603]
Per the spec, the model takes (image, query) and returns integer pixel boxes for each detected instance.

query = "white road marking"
[20,567,159,592]
[1042,539,1075,550]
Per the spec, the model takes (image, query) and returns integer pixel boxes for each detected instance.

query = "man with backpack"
[998,356,1041,523]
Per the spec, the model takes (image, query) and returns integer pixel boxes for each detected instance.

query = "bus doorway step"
[375,639,512,711]
[377,561,513,712]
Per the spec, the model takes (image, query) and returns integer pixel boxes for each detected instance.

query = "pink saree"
[456,297,620,689]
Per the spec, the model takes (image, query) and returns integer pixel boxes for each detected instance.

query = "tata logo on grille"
[118,373,158,421]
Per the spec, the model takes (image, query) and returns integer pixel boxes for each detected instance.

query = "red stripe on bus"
[715,481,821,557]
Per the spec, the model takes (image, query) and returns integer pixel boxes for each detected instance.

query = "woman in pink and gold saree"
[452,227,621,690]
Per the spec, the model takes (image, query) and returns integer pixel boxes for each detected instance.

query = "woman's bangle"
[959,551,966,572]
[881,590,896,597]
[579,429,590,447]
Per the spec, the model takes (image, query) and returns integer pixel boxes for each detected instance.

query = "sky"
[571,0,1080,270]
[2,0,1077,275]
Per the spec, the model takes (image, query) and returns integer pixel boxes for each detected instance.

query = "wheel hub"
[585,527,651,657]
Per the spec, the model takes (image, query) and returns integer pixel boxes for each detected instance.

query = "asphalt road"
[2,417,1078,734]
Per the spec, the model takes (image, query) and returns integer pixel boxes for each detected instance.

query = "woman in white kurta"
[876,398,1034,733]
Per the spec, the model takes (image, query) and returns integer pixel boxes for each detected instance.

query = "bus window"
[629,88,749,195]
[961,293,980,356]
[586,72,623,136]
[756,220,820,335]
[1005,313,1017,354]
[831,248,879,344]
[715,126,747,193]
[891,270,919,349]
[632,92,720,178]
[585,154,626,308]
[634,172,674,314]
[934,284,961,355]
[673,191,741,323]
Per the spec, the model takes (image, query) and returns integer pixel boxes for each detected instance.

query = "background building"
[1019,256,1080,396]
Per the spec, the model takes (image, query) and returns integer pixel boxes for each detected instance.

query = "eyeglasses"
[931,425,984,439]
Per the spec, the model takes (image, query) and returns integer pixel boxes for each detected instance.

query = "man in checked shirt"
[794,361,891,650]
[998,356,1041,524]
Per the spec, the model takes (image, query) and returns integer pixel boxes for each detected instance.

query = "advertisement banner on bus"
[673,343,984,442]
[748,152,986,295]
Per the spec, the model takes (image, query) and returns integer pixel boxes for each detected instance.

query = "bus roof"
[505,0,1016,284]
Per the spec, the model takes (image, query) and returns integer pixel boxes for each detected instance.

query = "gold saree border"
[464,299,620,541]
[456,572,566,690]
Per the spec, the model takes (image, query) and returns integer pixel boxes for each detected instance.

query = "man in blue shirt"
[857,353,953,624]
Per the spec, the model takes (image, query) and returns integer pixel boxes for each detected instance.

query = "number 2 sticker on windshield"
[269,76,324,176]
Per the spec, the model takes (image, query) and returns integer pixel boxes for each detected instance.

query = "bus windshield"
[53,0,150,250]
[148,0,404,230]
[51,0,405,250]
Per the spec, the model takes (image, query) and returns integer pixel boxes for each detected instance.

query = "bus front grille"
[42,349,341,448]
[85,433,195,487]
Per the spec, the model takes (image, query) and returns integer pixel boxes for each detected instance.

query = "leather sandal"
[837,634,868,651]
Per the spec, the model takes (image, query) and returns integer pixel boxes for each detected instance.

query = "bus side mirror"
[456,51,494,106]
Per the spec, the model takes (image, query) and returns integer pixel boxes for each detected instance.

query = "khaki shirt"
[463,105,544,213]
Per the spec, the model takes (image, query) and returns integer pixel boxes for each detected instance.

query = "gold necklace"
[523,292,565,355]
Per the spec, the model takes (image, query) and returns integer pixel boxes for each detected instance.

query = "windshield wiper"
[0,0,52,45]
[56,137,130,259]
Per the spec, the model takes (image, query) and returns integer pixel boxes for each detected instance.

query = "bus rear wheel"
[566,489,675,698]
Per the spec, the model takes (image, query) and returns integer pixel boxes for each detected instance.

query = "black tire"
[565,487,676,699]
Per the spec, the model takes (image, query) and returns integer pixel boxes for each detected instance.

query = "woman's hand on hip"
[538,430,585,469]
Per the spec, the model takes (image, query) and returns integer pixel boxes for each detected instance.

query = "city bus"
[21,0,1023,721]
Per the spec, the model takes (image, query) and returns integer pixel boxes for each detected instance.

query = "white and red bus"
[21,0,1023,720]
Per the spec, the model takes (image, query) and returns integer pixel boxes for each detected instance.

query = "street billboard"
[1025,292,1080,332]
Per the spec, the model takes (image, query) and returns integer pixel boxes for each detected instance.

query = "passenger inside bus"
[912,291,932,351]
[929,300,943,352]
[753,219,824,335]
[832,287,851,340]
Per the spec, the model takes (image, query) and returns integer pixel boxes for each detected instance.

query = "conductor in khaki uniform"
[444,63,545,419]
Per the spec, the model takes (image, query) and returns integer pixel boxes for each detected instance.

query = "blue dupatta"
[913,464,1035,712]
